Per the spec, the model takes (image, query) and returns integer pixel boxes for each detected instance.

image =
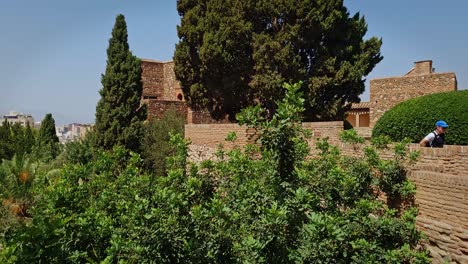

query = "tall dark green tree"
[0,121,36,161]
[21,123,36,156]
[174,0,382,121]
[35,113,60,160]
[94,14,147,152]
[0,119,14,161]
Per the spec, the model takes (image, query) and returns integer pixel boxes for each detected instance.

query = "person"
[419,120,448,148]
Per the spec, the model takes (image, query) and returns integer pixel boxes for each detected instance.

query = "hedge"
[372,90,468,145]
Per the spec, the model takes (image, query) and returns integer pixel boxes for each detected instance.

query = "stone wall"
[185,121,343,149]
[330,143,468,263]
[187,110,232,124]
[141,59,165,98]
[143,100,188,121]
[162,61,184,100]
[185,121,343,162]
[186,122,468,263]
[369,72,457,126]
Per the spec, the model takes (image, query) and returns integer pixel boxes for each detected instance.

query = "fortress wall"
[162,62,184,100]
[185,121,343,162]
[369,72,457,127]
[143,100,187,121]
[185,121,343,150]
[186,122,468,262]
[141,60,166,98]
[325,143,468,263]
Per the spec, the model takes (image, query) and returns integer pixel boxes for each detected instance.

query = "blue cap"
[436,120,448,128]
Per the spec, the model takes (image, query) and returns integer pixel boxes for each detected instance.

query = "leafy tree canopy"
[94,14,147,152]
[0,83,429,263]
[174,0,382,121]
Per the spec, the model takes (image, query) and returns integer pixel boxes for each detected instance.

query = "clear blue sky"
[0,0,466,124]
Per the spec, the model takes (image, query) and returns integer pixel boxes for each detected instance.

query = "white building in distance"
[1,111,34,127]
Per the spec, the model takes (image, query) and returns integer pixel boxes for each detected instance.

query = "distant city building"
[56,123,93,143]
[1,111,34,127]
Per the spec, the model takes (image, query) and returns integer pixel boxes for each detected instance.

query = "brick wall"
[185,121,343,162]
[141,59,165,98]
[186,109,232,124]
[406,145,467,263]
[162,62,184,101]
[406,60,433,76]
[337,143,468,263]
[185,121,343,149]
[143,100,188,121]
[186,122,468,262]
[369,72,457,126]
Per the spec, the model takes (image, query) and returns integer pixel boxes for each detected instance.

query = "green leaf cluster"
[373,90,468,145]
[141,108,186,176]
[1,83,429,263]
[0,120,36,161]
[94,14,147,152]
[175,0,382,121]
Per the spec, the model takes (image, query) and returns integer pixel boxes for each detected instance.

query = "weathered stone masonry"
[369,60,457,126]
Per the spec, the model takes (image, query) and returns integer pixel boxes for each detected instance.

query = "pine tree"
[94,14,147,152]
[174,0,382,121]
[35,113,60,160]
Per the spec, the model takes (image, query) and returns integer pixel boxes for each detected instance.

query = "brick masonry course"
[186,123,468,263]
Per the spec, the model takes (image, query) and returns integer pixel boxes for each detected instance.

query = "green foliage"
[0,119,14,160]
[339,129,365,145]
[0,155,38,218]
[62,130,97,165]
[1,82,429,263]
[94,14,147,152]
[175,0,382,121]
[33,113,61,161]
[0,121,36,161]
[371,135,392,149]
[373,90,468,145]
[141,108,186,176]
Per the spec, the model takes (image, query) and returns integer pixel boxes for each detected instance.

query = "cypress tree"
[35,113,60,159]
[94,14,147,152]
[0,119,14,160]
[20,123,36,156]
[174,0,382,121]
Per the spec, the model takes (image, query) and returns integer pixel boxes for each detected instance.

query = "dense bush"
[0,83,429,263]
[0,121,36,161]
[373,90,468,145]
[141,108,185,176]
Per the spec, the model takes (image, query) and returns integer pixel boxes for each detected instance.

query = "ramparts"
[369,60,457,126]
[185,123,468,263]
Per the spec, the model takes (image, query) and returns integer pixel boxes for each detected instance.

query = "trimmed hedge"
[372,90,468,145]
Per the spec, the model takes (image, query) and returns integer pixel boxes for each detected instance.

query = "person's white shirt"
[423,131,437,144]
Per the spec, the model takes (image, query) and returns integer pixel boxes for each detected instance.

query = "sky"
[0,0,466,125]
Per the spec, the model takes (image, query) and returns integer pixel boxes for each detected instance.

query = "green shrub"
[372,90,468,145]
[0,83,430,263]
[141,108,185,176]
